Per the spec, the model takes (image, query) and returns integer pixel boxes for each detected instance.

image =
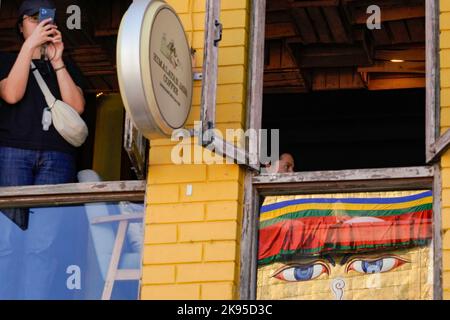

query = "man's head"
[17,0,56,40]
[268,153,295,173]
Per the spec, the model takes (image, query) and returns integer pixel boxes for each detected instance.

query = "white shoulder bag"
[31,61,88,147]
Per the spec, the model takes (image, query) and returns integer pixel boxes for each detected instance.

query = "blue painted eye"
[347,257,408,274]
[273,263,329,282]
[293,265,314,280]
[362,260,383,273]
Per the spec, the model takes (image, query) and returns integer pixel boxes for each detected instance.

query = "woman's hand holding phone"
[24,18,57,51]
[47,28,64,65]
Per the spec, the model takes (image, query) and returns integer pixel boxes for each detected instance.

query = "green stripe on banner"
[257,239,431,266]
[259,203,432,229]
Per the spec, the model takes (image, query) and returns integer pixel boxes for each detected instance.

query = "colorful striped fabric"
[258,190,433,265]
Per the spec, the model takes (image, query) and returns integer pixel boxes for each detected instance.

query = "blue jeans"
[0,147,76,299]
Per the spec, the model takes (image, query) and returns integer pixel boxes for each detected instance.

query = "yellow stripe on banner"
[261,190,429,206]
[260,196,433,222]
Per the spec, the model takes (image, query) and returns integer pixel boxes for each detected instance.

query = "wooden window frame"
[199,0,260,171]
[124,111,149,180]
[240,0,444,300]
[240,166,442,300]
[0,180,146,300]
[426,0,446,163]
[430,129,450,163]
[0,181,146,208]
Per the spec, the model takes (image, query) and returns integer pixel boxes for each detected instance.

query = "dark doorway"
[263,89,425,171]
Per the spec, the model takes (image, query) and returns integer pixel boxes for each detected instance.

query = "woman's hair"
[16,18,24,41]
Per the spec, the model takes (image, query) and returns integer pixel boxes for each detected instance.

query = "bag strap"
[30,61,57,109]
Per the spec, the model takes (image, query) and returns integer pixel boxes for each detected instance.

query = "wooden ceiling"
[264,0,426,93]
[0,0,131,94]
[0,0,425,95]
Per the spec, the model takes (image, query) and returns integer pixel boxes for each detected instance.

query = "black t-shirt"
[0,52,84,155]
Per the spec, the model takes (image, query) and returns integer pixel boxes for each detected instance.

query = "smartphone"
[38,8,56,23]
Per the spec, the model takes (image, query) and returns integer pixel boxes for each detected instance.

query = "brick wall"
[140,0,249,300]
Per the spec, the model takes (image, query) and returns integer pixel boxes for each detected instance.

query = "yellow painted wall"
[92,94,125,181]
[140,0,249,300]
[441,0,450,300]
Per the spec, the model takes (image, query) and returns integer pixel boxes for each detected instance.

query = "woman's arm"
[0,19,56,105]
[0,45,34,104]
[49,29,85,114]
[52,64,85,114]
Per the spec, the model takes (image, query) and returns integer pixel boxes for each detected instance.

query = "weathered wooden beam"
[375,47,425,61]
[254,166,434,196]
[290,8,317,44]
[246,0,266,171]
[429,129,450,163]
[242,0,266,300]
[291,0,339,8]
[371,26,392,46]
[266,11,291,24]
[342,0,423,5]
[264,69,303,81]
[91,213,144,224]
[263,86,308,94]
[267,0,338,11]
[425,0,440,165]
[115,269,140,281]
[306,7,333,43]
[206,135,259,171]
[352,5,424,24]
[368,75,425,90]
[407,18,426,42]
[433,162,443,300]
[358,61,425,73]
[95,29,119,37]
[265,22,297,39]
[200,0,221,140]
[253,166,434,184]
[312,68,366,90]
[389,20,412,44]
[0,181,146,208]
[322,6,351,43]
[293,44,372,68]
[241,172,261,300]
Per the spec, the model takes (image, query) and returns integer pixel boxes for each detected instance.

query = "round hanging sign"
[117,0,193,139]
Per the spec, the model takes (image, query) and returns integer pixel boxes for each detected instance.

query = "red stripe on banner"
[258,210,432,261]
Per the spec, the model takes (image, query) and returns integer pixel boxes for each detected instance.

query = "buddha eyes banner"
[257,190,433,300]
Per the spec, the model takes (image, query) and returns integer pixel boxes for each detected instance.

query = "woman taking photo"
[0,0,85,299]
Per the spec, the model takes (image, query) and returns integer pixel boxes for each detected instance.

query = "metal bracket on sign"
[214,20,223,47]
